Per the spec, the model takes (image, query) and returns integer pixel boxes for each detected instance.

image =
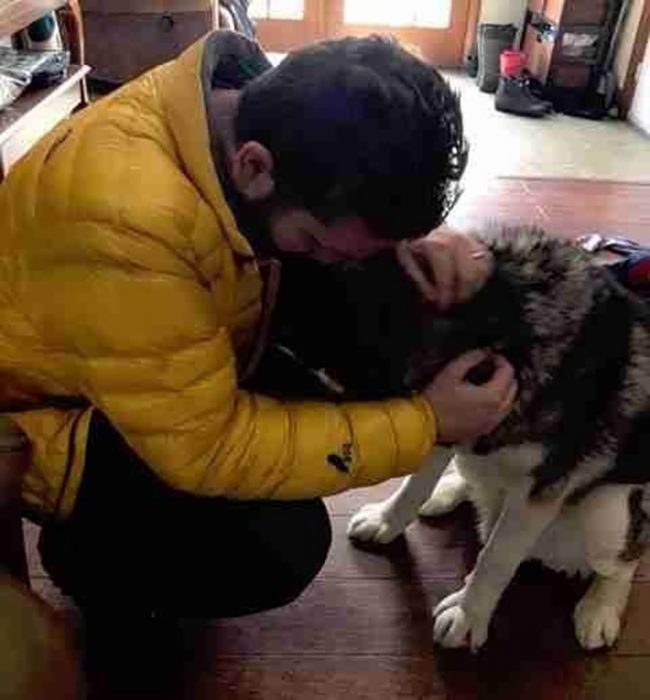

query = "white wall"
[630,36,650,134]
[480,0,528,28]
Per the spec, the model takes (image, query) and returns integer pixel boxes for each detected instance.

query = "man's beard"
[218,169,287,260]
[233,195,276,257]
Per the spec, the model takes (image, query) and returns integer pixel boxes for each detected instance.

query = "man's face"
[229,141,396,262]
[268,208,396,263]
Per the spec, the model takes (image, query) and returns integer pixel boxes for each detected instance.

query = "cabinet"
[523,0,622,89]
[82,0,219,85]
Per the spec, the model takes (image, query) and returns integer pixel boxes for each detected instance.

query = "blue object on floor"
[578,233,650,299]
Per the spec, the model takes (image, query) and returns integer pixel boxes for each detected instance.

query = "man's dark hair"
[235,36,467,240]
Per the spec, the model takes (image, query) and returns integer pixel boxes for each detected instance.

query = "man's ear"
[231,141,275,201]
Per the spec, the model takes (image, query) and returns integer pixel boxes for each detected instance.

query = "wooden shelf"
[0,0,86,179]
[0,63,89,177]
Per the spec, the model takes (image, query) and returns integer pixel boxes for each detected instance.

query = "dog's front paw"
[574,595,622,650]
[347,502,405,544]
[433,590,489,651]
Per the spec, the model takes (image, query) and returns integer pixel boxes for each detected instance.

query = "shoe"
[520,72,554,112]
[519,76,553,112]
[495,76,550,117]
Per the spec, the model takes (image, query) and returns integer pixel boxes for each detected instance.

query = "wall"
[630,33,650,131]
[479,0,528,27]
[614,0,645,89]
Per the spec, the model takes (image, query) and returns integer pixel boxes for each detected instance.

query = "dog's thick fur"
[249,226,650,651]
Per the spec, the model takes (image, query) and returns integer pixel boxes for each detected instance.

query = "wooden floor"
[28,178,650,699]
[449,177,650,244]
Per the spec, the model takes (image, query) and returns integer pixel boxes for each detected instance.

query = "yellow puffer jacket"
[0,32,436,519]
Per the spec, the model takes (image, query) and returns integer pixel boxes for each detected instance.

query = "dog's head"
[255,226,609,405]
[259,247,522,400]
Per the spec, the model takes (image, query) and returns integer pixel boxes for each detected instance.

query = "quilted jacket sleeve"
[27,223,436,500]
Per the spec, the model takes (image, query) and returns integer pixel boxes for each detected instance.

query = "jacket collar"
[156,31,271,259]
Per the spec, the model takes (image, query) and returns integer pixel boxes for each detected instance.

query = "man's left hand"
[397,227,493,310]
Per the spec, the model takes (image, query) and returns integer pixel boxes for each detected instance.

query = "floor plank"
[190,657,447,700]
[582,656,650,700]
[201,579,444,658]
[322,512,477,582]
[449,178,650,242]
[199,570,588,660]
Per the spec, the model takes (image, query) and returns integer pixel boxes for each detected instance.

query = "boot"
[477,24,517,93]
[495,76,550,117]
[520,73,554,112]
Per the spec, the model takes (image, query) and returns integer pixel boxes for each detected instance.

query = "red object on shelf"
[501,49,527,77]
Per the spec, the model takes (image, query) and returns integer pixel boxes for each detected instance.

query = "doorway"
[250,0,474,66]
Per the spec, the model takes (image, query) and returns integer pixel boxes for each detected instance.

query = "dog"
[248,226,650,652]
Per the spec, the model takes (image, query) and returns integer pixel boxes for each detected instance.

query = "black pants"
[39,411,332,619]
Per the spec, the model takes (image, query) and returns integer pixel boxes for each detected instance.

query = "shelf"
[0,63,89,177]
[555,57,599,65]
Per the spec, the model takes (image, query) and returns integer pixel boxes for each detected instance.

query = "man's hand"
[424,350,517,444]
[398,227,493,310]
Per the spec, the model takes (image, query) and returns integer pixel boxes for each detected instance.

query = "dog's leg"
[574,484,643,650]
[347,447,453,544]
[418,458,469,517]
[574,568,636,650]
[433,484,565,650]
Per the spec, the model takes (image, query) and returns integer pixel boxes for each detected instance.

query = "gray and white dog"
[253,226,650,652]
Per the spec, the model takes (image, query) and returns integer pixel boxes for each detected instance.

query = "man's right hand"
[423,350,517,445]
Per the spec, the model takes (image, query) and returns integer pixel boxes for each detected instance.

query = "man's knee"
[282,498,332,595]
[249,497,332,612]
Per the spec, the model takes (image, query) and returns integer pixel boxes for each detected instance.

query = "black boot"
[495,76,550,117]
[521,72,554,112]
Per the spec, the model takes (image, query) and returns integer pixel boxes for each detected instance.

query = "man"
[0,31,516,620]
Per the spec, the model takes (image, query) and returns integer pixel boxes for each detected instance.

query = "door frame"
[253,0,325,52]
[620,0,650,117]
[254,0,483,67]
[463,0,482,63]
[323,0,472,66]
